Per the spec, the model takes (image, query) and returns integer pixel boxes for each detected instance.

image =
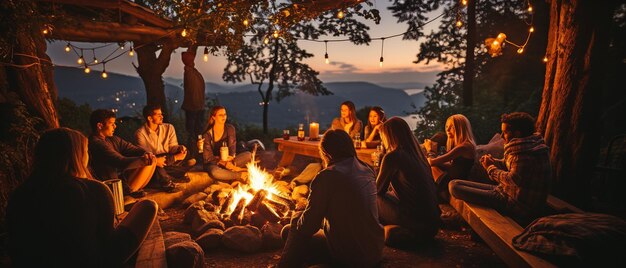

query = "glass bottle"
[198,135,204,154]
[297,123,305,141]
[220,141,229,161]
[373,144,384,167]
[354,133,361,149]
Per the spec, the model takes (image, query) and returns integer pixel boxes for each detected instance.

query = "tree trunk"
[462,0,476,107]
[536,0,614,206]
[261,40,280,134]
[135,41,176,117]
[1,33,59,128]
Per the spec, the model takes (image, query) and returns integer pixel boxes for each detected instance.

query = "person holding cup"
[199,106,251,182]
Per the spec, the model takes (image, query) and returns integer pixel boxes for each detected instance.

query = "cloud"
[328,61,359,72]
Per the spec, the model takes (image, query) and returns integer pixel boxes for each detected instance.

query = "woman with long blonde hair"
[424,114,477,200]
[376,117,440,246]
[7,128,157,267]
[331,101,363,138]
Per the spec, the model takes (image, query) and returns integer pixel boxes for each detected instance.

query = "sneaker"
[160,180,181,193]
[128,190,147,198]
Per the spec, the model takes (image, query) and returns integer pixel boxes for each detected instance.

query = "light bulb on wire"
[84,65,91,74]
[543,56,548,63]
[529,27,535,33]
[324,41,329,64]
[65,43,71,52]
[119,43,124,50]
[337,10,345,19]
[203,47,209,62]
[273,30,279,38]
[128,46,134,57]
[101,63,108,79]
[456,20,463,27]
[379,57,384,68]
[379,38,385,68]
[462,0,468,5]
[517,47,524,54]
[528,6,533,12]
[264,37,269,44]
[181,29,188,37]
[243,19,249,26]
[77,49,84,64]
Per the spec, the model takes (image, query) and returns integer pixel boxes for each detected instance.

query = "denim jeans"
[205,151,251,181]
[448,179,508,211]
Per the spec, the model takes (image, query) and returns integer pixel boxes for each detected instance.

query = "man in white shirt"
[135,105,190,192]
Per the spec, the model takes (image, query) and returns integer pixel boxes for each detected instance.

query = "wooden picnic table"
[274,137,376,167]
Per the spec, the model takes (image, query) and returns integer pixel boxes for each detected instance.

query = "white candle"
[309,122,319,140]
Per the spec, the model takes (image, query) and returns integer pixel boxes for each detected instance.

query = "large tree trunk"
[261,40,281,134]
[462,0,476,107]
[1,33,59,128]
[536,0,614,206]
[134,41,176,116]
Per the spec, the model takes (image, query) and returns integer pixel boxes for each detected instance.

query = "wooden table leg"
[278,151,295,167]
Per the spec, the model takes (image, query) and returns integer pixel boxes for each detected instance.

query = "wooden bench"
[135,219,167,268]
[450,195,582,268]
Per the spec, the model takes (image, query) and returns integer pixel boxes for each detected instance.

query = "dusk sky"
[46,2,443,86]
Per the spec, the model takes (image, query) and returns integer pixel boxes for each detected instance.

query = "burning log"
[257,202,281,223]
[240,209,252,225]
[270,193,295,210]
[229,198,247,222]
[265,198,290,216]
[219,193,234,215]
[245,189,267,212]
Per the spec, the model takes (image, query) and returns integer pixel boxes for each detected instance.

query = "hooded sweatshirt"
[487,133,551,214]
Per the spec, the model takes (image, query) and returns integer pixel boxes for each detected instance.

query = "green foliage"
[391,0,547,144]
[0,101,43,232]
[57,98,92,135]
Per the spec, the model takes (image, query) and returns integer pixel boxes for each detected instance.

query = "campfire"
[182,145,309,253]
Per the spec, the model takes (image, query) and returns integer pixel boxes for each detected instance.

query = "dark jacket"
[88,135,147,181]
[202,123,237,166]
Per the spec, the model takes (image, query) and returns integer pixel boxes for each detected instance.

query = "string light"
[462,0,468,5]
[65,43,71,52]
[101,62,108,79]
[42,25,50,35]
[264,37,270,44]
[517,48,524,54]
[84,65,91,74]
[379,38,385,68]
[456,20,463,27]
[529,27,534,33]
[273,30,279,38]
[324,41,329,64]
[77,49,84,64]
[528,5,533,12]
[93,49,99,64]
[337,10,345,19]
[243,19,249,26]
[181,29,188,37]
[203,46,209,62]
[128,46,134,57]
[543,56,548,63]
[119,42,125,50]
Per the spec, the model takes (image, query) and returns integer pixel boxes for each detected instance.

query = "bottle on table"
[373,144,384,167]
[297,123,305,141]
[354,133,361,149]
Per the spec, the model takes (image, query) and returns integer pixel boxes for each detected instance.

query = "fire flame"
[221,161,283,216]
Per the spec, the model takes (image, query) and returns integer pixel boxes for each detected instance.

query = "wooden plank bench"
[135,219,167,268]
[450,195,582,268]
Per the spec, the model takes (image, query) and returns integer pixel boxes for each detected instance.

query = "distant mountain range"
[54,66,428,129]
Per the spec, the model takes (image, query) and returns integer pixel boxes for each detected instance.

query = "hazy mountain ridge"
[55,66,426,129]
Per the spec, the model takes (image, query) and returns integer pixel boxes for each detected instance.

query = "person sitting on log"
[6,127,158,267]
[135,104,191,191]
[199,105,251,182]
[279,129,384,267]
[449,112,551,224]
[376,117,441,247]
[88,109,157,197]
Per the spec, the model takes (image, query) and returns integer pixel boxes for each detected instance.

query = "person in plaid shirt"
[448,112,551,222]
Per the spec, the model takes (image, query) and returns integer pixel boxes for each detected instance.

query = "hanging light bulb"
[273,30,279,38]
[243,19,249,26]
[42,26,49,35]
[543,56,548,63]
[119,42,125,50]
[203,47,209,62]
[517,47,524,54]
[65,43,71,52]
[77,49,84,64]
[84,65,91,74]
[379,38,385,68]
[101,63,108,79]
[337,10,345,19]
[529,27,535,33]
[456,20,463,27]
[128,46,134,57]
[324,53,329,64]
[462,0,468,5]
[528,6,533,12]
[264,37,270,44]
[324,41,329,64]
[92,49,98,64]
[379,56,384,68]
[181,29,188,37]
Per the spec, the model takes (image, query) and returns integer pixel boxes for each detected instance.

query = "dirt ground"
[159,150,505,267]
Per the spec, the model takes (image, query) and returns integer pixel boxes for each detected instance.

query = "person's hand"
[480,154,495,170]
[175,146,187,161]
[143,153,156,165]
[156,156,166,168]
